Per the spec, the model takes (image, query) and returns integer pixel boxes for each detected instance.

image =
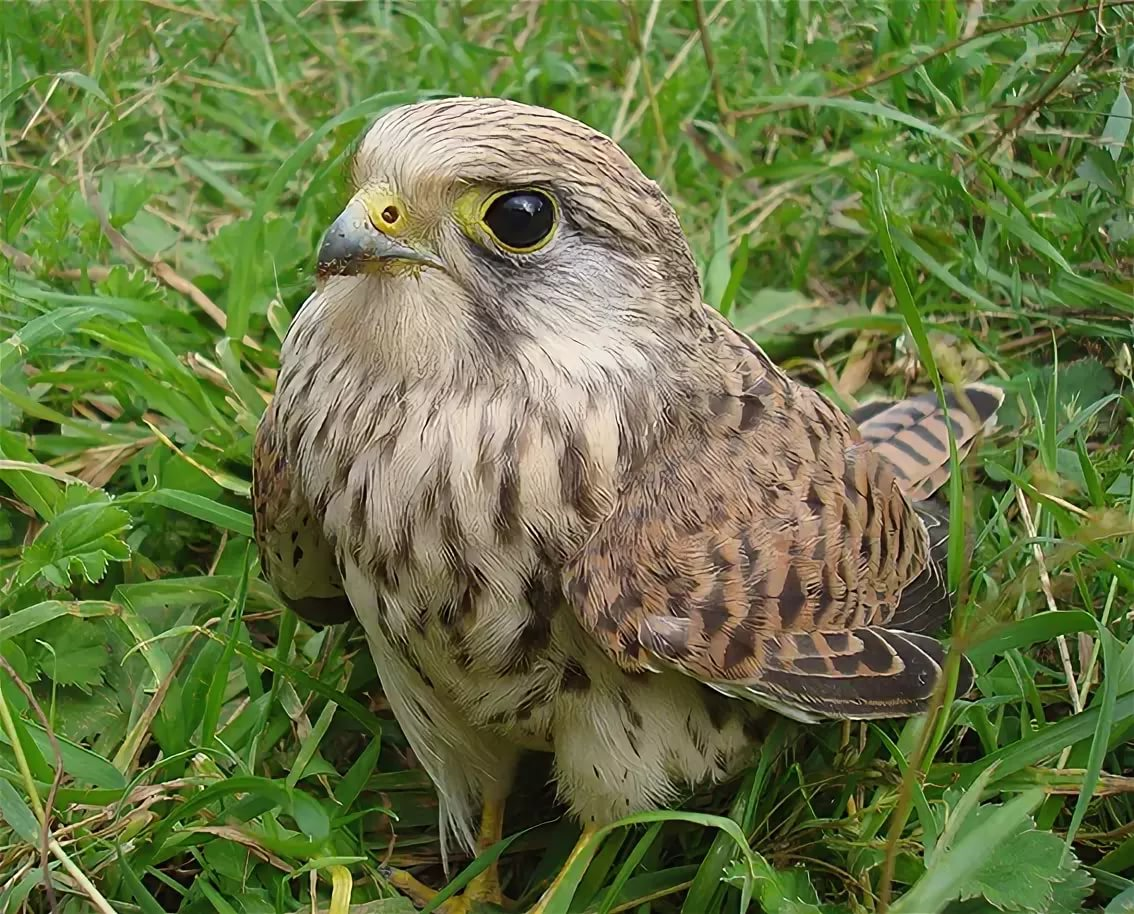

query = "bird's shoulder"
[561,308,930,677]
[691,306,856,455]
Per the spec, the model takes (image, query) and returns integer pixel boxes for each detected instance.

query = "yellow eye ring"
[479,188,559,254]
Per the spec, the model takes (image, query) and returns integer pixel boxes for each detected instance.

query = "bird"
[251,96,1002,914]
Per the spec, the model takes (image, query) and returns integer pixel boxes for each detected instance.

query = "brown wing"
[562,321,973,722]
[853,384,1003,501]
[252,400,354,627]
[850,382,1003,635]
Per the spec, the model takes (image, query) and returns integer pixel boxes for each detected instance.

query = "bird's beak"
[316,193,443,276]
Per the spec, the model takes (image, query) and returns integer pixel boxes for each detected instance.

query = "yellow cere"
[358,188,410,237]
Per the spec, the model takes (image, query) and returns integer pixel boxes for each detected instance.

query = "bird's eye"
[481,190,557,253]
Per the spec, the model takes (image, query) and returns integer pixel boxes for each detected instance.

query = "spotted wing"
[563,321,975,722]
[252,400,354,627]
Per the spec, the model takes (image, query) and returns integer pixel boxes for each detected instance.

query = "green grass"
[2,1,1134,912]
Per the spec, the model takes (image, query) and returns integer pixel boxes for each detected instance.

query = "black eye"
[482,190,556,252]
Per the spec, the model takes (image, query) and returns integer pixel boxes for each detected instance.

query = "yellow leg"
[465,791,506,904]
[384,869,444,909]
[527,825,602,914]
[382,793,508,914]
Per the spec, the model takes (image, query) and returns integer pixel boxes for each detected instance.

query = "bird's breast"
[299,378,621,576]
[274,352,633,738]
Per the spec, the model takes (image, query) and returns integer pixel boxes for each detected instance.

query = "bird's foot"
[384,791,512,912]
[381,865,506,913]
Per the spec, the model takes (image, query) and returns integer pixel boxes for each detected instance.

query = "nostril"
[380,205,400,225]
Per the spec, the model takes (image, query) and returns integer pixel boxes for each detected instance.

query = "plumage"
[561,313,997,724]
[252,419,353,626]
[854,384,1003,501]
[251,96,1001,910]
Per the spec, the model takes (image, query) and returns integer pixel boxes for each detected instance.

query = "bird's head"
[311,97,703,377]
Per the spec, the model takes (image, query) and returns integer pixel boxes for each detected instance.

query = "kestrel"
[252,97,1002,913]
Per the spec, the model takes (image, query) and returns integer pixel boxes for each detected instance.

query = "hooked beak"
[316,194,443,277]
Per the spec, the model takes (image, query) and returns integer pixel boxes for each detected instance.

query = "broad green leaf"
[17,487,131,587]
[0,719,126,789]
[1047,866,1095,914]
[1105,885,1134,913]
[995,358,1116,431]
[333,737,382,813]
[31,617,111,691]
[56,70,111,106]
[0,432,63,519]
[0,778,39,843]
[967,611,1100,668]
[703,197,732,312]
[951,813,1083,912]
[893,790,1045,914]
[1077,148,1123,197]
[724,859,829,913]
[0,600,117,641]
[52,688,125,746]
[1103,84,1132,161]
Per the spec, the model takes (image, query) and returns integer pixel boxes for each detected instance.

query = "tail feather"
[853,382,1003,501]
[716,627,974,721]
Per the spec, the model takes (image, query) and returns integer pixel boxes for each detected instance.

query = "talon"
[381,864,507,913]
[382,794,510,911]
